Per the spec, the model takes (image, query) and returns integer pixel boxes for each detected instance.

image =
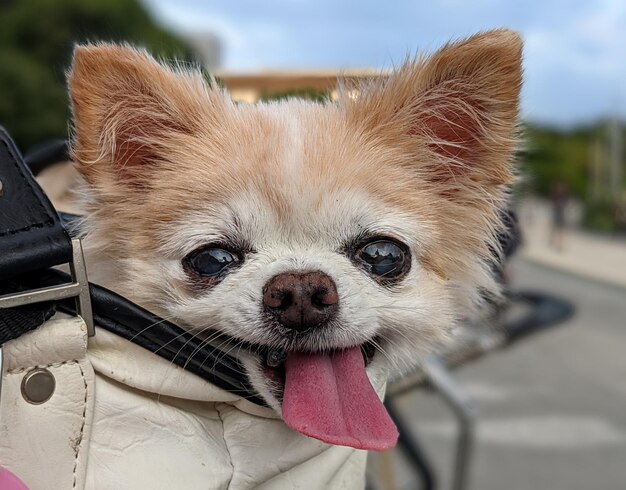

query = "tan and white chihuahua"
[68,29,521,450]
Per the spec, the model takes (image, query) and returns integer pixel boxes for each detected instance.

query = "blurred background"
[1,1,624,489]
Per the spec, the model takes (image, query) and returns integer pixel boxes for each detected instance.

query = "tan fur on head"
[68,30,522,407]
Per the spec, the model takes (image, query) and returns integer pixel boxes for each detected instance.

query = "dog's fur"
[68,30,522,410]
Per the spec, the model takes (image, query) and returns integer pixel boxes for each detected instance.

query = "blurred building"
[186,32,222,71]
[181,33,387,103]
[214,69,387,102]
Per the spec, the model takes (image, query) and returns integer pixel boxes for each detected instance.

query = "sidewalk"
[517,200,626,289]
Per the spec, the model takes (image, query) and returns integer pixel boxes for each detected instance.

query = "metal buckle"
[0,239,94,409]
[0,238,94,336]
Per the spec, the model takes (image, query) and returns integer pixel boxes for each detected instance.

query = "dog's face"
[68,30,521,443]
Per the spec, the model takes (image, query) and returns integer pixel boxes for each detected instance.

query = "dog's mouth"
[260,340,378,389]
[255,338,398,451]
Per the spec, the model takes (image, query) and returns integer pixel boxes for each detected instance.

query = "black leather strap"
[0,127,72,279]
[0,128,72,343]
[0,279,56,345]
[19,268,265,406]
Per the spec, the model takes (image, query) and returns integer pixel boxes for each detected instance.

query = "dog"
[67,29,521,451]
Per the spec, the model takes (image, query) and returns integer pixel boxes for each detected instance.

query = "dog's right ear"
[69,44,217,187]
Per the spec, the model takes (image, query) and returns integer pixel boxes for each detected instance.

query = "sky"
[144,0,626,126]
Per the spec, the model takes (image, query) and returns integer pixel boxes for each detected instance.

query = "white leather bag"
[0,314,368,489]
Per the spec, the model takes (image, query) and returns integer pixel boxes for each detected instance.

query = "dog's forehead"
[154,99,433,253]
[206,101,407,213]
[206,102,413,235]
[232,100,365,185]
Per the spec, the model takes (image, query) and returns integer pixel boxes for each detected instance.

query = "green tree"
[522,123,594,198]
[0,0,191,150]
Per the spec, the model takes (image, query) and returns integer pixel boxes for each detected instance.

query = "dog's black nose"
[262,271,339,331]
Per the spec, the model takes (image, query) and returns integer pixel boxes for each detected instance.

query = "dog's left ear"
[68,43,218,187]
[347,29,522,194]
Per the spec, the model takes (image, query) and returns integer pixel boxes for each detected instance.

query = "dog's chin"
[239,340,383,413]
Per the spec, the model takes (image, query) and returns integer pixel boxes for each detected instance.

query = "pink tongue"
[282,346,398,451]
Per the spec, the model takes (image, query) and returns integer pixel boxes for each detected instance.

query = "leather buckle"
[0,238,94,337]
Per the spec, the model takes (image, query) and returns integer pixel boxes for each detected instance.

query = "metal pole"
[422,356,478,490]
[385,400,437,490]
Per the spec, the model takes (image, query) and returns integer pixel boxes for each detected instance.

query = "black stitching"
[72,361,89,489]
[0,220,56,237]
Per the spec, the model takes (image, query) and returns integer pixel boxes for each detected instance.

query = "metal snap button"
[21,368,56,404]
[0,178,4,197]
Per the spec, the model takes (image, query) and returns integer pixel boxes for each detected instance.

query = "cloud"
[144,0,625,124]
[521,0,626,123]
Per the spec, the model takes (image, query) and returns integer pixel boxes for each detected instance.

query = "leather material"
[86,328,370,489]
[0,316,370,489]
[0,278,56,344]
[0,315,94,490]
[18,268,265,406]
[0,127,72,279]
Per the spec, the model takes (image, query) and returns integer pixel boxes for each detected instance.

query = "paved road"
[370,258,626,490]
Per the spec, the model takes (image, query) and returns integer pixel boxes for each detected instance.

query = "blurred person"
[614,191,626,235]
[550,180,569,251]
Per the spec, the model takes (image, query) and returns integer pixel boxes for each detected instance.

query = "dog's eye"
[354,239,410,282]
[183,247,241,278]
